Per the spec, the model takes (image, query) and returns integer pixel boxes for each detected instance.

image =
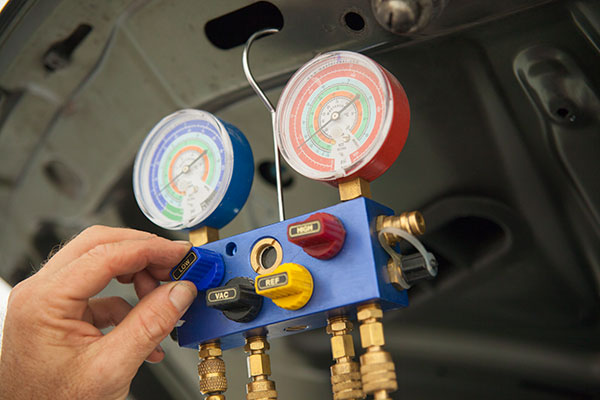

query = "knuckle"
[80,225,108,240]
[7,281,28,307]
[86,242,113,259]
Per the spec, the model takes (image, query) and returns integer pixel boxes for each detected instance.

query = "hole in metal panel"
[226,242,238,256]
[43,23,93,72]
[344,11,365,31]
[205,2,284,50]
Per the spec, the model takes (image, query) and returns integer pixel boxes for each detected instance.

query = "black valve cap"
[206,277,263,323]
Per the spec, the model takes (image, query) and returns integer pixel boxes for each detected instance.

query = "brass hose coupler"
[198,341,227,399]
[244,336,278,400]
[357,303,397,400]
[376,211,426,245]
[327,316,364,400]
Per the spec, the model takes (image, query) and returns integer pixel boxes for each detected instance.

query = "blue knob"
[169,247,225,291]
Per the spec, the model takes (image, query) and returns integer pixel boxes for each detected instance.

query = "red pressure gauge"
[275,51,410,184]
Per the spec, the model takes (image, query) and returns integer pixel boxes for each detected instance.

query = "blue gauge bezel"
[133,109,254,230]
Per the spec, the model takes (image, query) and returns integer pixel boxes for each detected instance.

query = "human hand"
[0,226,197,400]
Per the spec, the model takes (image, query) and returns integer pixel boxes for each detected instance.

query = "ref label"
[171,251,198,281]
[289,221,321,238]
[256,273,288,290]
[207,288,237,303]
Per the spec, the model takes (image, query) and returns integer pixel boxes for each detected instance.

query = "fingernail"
[174,240,192,247]
[169,282,197,312]
[155,344,164,353]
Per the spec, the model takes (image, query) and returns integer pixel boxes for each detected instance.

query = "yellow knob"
[255,263,314,310]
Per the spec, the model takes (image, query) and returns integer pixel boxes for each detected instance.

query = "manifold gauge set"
[132,31,437,400]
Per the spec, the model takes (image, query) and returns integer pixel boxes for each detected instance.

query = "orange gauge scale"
[276,51,410,184]
[167,145,210,195]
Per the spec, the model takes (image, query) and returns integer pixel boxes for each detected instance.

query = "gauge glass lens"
[276,51,393,181]
[133,109,233,230]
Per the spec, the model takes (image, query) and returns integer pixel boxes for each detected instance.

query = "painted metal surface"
[177,197,408,350]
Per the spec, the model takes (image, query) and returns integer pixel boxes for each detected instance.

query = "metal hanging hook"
[242,28,285,222]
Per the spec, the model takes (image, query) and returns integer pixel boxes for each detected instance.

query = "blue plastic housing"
[177,197,408,350]
[194,119,254,230]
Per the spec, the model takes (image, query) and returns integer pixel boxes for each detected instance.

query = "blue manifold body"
[177,197,408,350]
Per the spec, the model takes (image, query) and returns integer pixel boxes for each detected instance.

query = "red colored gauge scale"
[275,51,410,184]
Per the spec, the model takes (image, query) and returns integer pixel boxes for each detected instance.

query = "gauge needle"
[159,149,207,193]
[296,93,360,150]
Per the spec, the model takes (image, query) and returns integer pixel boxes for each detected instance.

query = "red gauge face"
[275,51,410,184]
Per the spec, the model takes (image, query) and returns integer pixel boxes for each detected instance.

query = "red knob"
[287,213,346,259]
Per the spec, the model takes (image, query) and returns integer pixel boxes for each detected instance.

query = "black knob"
[206,277,263,323]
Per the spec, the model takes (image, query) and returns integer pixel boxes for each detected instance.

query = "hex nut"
[248,353,271,377]
[199,346,223,358]
[356,306,383,321]
[359,321,385,348]
[244,338,270,352]
[326,319,353,334]
[331,334,355,359]
[387,259,405,290]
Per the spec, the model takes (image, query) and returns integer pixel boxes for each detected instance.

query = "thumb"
[98,281,197,373]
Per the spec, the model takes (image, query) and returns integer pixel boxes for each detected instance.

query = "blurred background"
[0,0,599,398]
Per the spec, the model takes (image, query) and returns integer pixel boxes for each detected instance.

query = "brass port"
[357,303,397,400]
[327,316,364,400]
[338,177,372,202]
[376,211,425,245]
[190,226,220,246]
[198,341,227,398]
[250,238,283,275]
[244,336,278,400]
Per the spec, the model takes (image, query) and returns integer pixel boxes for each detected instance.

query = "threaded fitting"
[356,303,397,399]
[245,336,278,400]
[377,211,426,245]
[198,341,227,397]
[327,316,364,400]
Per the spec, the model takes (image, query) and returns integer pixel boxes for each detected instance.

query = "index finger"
[41,226,156,274]
[48,236,191,303]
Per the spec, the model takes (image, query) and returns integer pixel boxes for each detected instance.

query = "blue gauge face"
[133,109,252,230]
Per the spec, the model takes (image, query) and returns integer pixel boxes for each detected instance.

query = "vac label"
[171,251,197,281]
[207,288,237,303]
[257,273,288,290]
[289,221,321,238]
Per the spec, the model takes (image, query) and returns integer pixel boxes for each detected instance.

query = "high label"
[289,221,321,238]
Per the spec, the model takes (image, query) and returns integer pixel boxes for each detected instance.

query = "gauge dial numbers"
[276,51,410,183]
[133,109,253,230]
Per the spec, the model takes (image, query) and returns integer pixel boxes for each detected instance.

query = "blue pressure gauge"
[133,109,253,230]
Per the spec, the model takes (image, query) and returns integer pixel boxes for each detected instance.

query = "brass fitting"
[376,211,425,245]
[327,316,364,400]
[244,336,278,400]
[190,226,220,246]
[198,341,227,399]
[356,303,397,400]
[338,177,372,201]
